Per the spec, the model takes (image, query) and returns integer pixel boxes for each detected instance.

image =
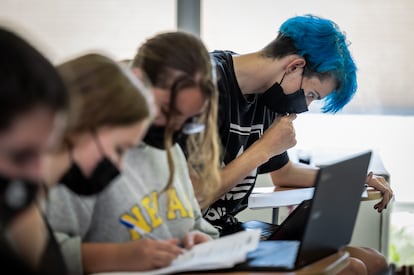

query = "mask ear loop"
[299,67,305,90]
[91,129,106,158]
[279,71,287,85]
[35,180,50,223]
[62,138,76,167]
[91,129,118,167]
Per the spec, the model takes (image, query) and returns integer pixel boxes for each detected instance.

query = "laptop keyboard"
[241,220,280,240]
[260,224,280,240]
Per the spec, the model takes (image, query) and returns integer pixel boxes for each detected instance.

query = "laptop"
[241,197,310,241]
[232,150,372,271]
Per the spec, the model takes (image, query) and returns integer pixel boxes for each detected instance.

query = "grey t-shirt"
[46,143,219,274]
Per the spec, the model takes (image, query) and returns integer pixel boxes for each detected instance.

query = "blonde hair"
[58,53,153,144]
[132,32,221,208]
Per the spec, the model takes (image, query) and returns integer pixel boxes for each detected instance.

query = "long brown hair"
[58,53,153,144]
[132,32,221,208]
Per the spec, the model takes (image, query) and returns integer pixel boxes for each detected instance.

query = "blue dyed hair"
[267,15,357,113]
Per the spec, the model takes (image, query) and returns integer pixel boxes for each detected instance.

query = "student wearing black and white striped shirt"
[203,15,392,275]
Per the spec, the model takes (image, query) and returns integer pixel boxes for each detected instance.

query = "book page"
[92,229,261,275]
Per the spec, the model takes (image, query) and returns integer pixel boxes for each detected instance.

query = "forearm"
[212,143,270,203]
[271,161,318,187]
[82,240,182,273]
[82,243,125,274]
[205,115,297,205]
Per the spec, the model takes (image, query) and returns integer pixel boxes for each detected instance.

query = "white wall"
[293,113,414,203]
[0,0,176,63]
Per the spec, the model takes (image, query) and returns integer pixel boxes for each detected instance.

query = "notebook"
[91,229,261,275]
[232,150,372,271]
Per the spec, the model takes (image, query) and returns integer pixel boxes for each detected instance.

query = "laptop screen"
[295,150,372,268]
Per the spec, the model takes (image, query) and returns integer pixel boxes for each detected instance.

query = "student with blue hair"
[201,15,392,274]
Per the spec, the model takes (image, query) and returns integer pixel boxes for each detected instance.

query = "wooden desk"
[182,250,349,275]
[361,188,382,201]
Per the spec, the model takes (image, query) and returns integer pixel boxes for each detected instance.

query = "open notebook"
[91,229,260,275]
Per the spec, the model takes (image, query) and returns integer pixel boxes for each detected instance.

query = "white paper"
[91,229,261,275]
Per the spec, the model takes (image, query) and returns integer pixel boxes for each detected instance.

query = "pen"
[119,217,160,240]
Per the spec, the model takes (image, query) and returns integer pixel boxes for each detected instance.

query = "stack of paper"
[92,229,261,275]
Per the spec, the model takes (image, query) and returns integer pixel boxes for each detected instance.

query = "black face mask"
[59,132,120,196]
[59,157,120,196]
[143,125,182,149]
[261,73,308,114]
[144,118,205,150]
[0,174,39,227]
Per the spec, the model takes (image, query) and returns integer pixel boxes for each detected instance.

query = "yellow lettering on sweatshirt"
[167,188,189,219]
[120,206,151,240]
[141,191,162,228]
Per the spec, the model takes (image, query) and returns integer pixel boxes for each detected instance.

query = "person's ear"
[286,57,306,74]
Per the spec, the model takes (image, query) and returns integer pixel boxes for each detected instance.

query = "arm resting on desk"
[270,160,318,188]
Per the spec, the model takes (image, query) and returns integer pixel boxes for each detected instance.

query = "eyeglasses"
[163,75,214,111]
[168,75,213,133]
[182,116,205,135]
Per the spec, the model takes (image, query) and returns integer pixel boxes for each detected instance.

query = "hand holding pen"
[181,231,212,249]
[119,218,183,269]
[119,218,161,240]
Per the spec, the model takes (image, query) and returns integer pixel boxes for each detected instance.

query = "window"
[202,0,414,115]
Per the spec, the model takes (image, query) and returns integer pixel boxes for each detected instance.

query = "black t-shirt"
[0,240,36,274]
[203,50,289,231]
[0,218,68,275]
[37,219,68,275]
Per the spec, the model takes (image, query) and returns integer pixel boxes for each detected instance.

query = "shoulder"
[171,144,188,166]
[210,50,238,70]
[126,143,163,162]
[48,184,96,206]
[210,50,239,96]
